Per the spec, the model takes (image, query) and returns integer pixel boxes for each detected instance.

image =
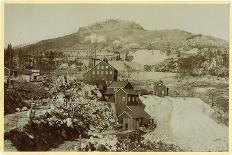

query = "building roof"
[84,60,117,76]
[119,106,151,119]
[108,81,131,88]
[153,80,165,86]
[4,67,10,71]
[104,88,115,94]
[120,89,140,95]
[154,85,168,89]
[127,106,150,119]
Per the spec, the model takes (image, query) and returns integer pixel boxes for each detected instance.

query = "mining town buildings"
[84,60,152,130]
[104,81,134,102]
[83,58,118,86]
[149,80,169,97]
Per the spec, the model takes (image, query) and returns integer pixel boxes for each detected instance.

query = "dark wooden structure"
[152,81,169,97]
[83,59,118,86]
[104,81,134,102]
[83,59,152,130]
[115,88,151,130]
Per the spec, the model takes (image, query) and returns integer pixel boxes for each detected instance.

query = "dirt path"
[4,106,49,134]
[4,111,29,133]
[50,139,89,151]
[141,95,228,151]
[4,105,50,152]
[170,97,228,151]
[142,96,175,144]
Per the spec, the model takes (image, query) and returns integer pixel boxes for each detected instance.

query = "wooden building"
[63,44,95,57]
[151,81,169,97]
[19,69,42,82]
[83,59,118,86]
[118,106,151,130]
[104,81,134,102]
[4,67,19,85]
[114,88,151,130]
[83,59,152,130]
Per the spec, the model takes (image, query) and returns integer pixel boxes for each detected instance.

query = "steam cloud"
[86,34,106,43]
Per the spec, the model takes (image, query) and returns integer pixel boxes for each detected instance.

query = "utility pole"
[91,42,97,67]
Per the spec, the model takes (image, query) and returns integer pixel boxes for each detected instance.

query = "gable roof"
[119,106,151,119]
[154,85,168,90]
[84,60,117,76]
[118,111,133,118]
[153,80,168,87]
[116,88,141,95]
[108,81,131,88]
[126,106,151,119]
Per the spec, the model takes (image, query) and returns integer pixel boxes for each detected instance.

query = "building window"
[97,71,99,74]
[125,123,128,129]
[101,71,104,74]
[122,96,126,102]
[93,71,95,74]
[162,90,165,95]
[110,71,112,74]
[97,65,100,69]
[106,71,108,74]
[120,118,123,124]
[132,97,134,102]
[106,66,108,69]
[128,96,130,102]
[14,71,18,77]
[102,66,104,69]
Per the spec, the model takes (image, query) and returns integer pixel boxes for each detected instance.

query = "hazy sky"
[4,4,229,46]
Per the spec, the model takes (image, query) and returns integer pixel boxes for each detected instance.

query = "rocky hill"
[20,19,228,53]
[14,19,228,77]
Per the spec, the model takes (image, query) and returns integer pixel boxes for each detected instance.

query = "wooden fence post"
[79,134,82,151]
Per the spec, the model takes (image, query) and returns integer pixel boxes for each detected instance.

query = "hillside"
[13,19,228,77]
[19,19,228,53]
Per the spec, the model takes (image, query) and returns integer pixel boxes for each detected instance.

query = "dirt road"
[141,95,228,151]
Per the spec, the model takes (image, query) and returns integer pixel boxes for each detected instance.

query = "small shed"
[151,80,169,97]
[118,106,151,130]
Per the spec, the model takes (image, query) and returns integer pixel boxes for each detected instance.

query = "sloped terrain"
[13,19,228,77]
[140,95,228,151]
[131,49,169,66]
[109,61,143,72]
[20,19,228,54]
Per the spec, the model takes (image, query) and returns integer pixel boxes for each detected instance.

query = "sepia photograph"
[3,3,229,152]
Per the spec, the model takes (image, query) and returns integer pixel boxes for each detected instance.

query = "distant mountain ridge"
[20,19,228,53]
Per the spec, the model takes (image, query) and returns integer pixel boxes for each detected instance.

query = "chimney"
[103,56,108,63]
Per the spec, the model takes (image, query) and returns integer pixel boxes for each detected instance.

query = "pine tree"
[4,43,14,68]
